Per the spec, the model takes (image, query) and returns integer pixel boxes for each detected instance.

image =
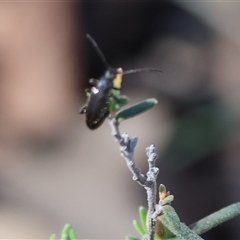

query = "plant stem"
[109,118,159,240]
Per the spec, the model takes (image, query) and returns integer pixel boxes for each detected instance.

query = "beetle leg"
[79,106,87,114]
[109,93,130,113]
[85,88,91,97]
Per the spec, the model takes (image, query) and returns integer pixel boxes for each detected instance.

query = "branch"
[109,117,159,240]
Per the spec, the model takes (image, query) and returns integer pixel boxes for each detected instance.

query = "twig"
[145,145,159,240]
[109,118,146,186]
[109,118,159,240]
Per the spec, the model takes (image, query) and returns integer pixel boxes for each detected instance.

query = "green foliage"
[128,185,240,240]
[158,205,203,240]
[50,224,77,240]
[190,202,240,235]
[116,98,158,123]
[49,189,240,240]
[158,184,174,206]
[60,68,240,239]
[132,207,148,237]
[126,236,141,240]
[139,206,148,233]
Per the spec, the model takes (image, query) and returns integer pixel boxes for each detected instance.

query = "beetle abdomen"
[85,89,112,129]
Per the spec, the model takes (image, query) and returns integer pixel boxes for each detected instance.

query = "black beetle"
[80,34,161,130]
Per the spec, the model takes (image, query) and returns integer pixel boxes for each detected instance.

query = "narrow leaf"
[139,206,148,233]
[159,205,203,240]
[155,220,175,240]
[68,226,77,240]
[126,236,141,240]
[116,98,158,123]
[61,224,73,240]
[133,220,146,236]
[189,202,240,235]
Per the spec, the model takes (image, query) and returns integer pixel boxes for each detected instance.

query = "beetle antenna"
[86,33,110,69]
[123,68,162,75]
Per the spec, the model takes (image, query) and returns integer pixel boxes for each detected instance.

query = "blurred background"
[0,1,240,239]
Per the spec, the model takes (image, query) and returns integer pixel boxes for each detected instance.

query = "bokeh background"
[0,1,240,239]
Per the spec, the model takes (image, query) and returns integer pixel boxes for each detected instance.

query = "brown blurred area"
[0,2,85,238]
[0,2,240,239]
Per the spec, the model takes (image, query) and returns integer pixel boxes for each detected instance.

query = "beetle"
[80,34,162,130]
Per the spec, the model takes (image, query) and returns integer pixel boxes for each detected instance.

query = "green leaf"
[116,98,158,123]
[158,205,203,240]
[155,220,175,240]
[126,236,141,240]
[139,206,148,233]
[159,184,167,194]
[68,226,77,240]
[161,195,174,206]
[49,234,57,240]
[49,224,77,240]
[61,224,77,240]
[61,224,70,240]
[189,202,240,235]
[133,220,146,236]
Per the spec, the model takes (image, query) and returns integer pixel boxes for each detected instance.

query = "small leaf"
[61,224,77,240]
[133,220,146,236]
[61,224,70,240]
[116,98,158,123]
[68,227,77,240]
[126,236,141,240]
[159,184,173,205]
[49,234,57,240]
[159,184,166,194]
[161,195,174,206]
[139,206,148,233]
